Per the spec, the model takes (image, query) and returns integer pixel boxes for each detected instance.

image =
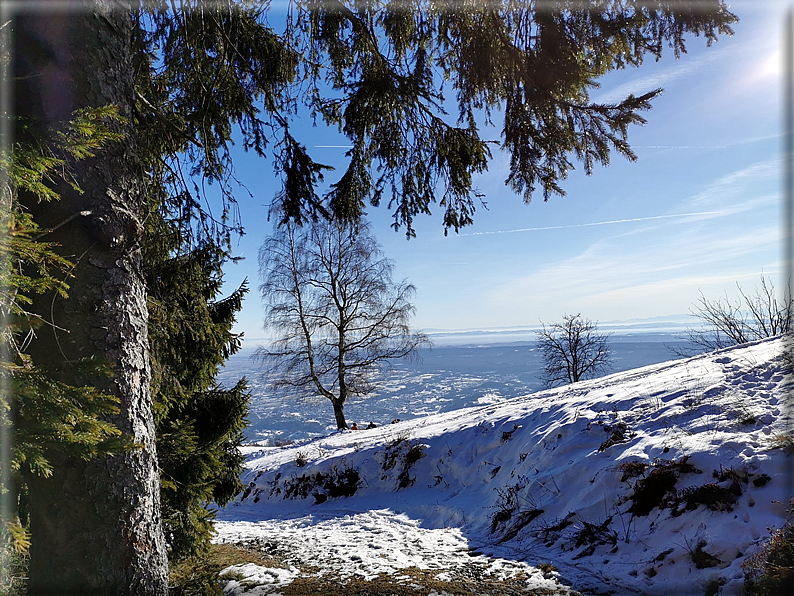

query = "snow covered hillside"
[215,336,792,595]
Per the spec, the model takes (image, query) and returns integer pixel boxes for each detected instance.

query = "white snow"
[215,335,793,595]
[215,510,566,592]
[220,563,300,595]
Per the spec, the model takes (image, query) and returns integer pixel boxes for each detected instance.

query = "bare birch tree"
[258,218,429,430]
[536,314,612,388]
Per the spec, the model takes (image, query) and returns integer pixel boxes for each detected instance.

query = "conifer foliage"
[146,240,250,560]
[0,107,132,568]
[134,7,260,561]
[134,1,738,237]
[283,0,737,235]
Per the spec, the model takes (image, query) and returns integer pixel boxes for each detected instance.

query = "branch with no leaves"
[535,313,612,388]
[673,275,793,357]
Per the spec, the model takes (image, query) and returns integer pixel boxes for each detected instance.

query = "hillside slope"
[216,336,792,595]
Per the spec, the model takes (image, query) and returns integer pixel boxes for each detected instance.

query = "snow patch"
[220,563,299,595]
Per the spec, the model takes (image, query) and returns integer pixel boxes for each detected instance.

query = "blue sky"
[222,1,787,342]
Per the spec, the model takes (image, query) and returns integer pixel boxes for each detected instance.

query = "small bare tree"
[257,217,429,430]
[536,314,612,388]
[679,275,793,354]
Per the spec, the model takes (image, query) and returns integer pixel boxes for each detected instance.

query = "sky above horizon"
[221,1,788,343]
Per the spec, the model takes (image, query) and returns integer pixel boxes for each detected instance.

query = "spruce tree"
[132,5,282,562]
[145,238,250,560]
[11,6,168,592]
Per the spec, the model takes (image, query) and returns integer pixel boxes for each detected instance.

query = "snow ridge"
[216,336,792,595]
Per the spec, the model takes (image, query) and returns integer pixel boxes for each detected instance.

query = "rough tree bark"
[13,2,168,593]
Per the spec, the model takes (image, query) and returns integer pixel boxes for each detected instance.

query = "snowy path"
[215,509,577,594]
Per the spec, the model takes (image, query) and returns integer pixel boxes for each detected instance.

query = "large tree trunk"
[14,2,168,593]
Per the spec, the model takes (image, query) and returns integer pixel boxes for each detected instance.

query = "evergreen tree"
[11,6,169,592]
[278,0,737,235]
[145,239,250,560]
[133,0,738,237]
[131,5,276,562]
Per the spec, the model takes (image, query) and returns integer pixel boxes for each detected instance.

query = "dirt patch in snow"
[217,539,578,595]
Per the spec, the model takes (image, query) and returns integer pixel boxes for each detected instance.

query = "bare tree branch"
[257,217,429,429]
[535,314,612,388]
[674,275,793,357]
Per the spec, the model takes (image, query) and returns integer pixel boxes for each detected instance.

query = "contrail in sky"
[463,211,722,236]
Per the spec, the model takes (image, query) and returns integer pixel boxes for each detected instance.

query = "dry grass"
[280,566,551,595]
[768,434,794,454]
[183,541,572,596]
[169,543,290,595]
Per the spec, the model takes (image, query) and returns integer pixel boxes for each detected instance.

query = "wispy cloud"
[483,220,780,322]
[632,134,783,152]
[462,211,722,236]
[584,266,786,309]
[464,155,778,239]
[686,159,780,210]
[451,144,783,324]
[592,47,728,105]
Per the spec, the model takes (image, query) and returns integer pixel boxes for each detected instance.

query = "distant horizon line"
[419,316,692,334]
[239,315,694,346]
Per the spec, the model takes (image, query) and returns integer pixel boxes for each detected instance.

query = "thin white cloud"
[462,211,722,236]
[593,2,784,108]
[686,159,780,210]
[632,134,784,151]
[634,145,729,150]
[608,193,780,244]
[484,223,779,322]
[584,266,786,309]
[463,155,778,239]
[592,47,727,105]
